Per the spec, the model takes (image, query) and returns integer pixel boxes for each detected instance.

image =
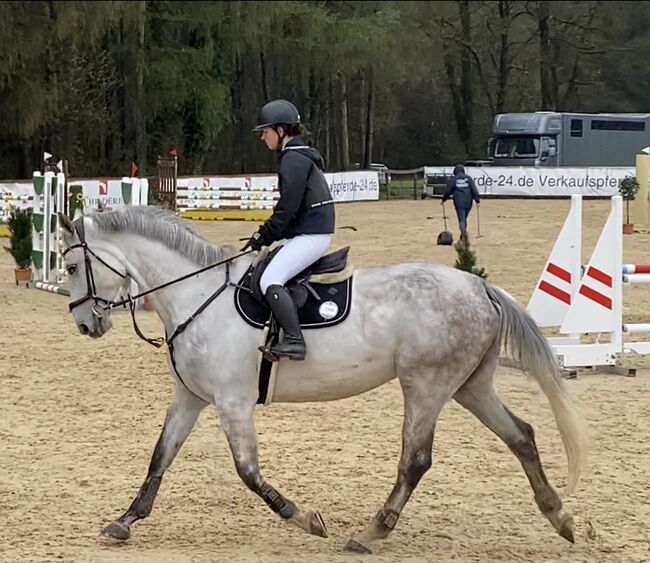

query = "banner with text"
[326,170,380,201]
[424,166,635,197]
[177,169,380,204]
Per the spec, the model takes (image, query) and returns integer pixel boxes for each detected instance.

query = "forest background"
[1,0,648,180]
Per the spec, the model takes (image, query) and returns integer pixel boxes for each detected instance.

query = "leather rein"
[62,218,253,349]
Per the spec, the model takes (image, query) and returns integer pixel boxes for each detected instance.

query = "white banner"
[0,182,36,220]
[424,166,635,197]
[1,168,380,221]
[325,170,380,202]
[177,170,380,204]
[66,179,136,211]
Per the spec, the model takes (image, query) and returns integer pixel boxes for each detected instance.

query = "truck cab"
[488,112,560,166]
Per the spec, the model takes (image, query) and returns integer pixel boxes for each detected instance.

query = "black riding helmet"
[252,99,301,131]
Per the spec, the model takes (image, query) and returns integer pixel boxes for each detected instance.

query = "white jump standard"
[527,194,647,375]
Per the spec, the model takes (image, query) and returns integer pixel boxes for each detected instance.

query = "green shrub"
[5,209,33,269]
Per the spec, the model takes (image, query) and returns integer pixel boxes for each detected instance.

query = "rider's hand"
[241,231,264,252]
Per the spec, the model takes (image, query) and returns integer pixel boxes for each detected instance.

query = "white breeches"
[260,234,333,295]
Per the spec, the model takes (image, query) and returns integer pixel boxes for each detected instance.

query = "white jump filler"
[527,194,650,374]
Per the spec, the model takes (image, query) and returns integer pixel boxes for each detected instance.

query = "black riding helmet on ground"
[252,99,301,131]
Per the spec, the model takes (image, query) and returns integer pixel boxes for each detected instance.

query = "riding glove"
[241,230,264,252]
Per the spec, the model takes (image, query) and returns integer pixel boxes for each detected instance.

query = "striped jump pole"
[622,263,650,274]
[35,281,70,296]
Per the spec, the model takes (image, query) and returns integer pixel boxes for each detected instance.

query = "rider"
[242,99,336,361]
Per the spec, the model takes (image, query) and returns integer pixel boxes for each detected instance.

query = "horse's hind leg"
[453,343,575,543]
[102,384,208,541]
[345,370,447,554]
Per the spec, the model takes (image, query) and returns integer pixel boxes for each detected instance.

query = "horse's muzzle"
[77,312,112,338]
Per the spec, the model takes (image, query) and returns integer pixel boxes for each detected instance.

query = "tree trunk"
[45,1,59,159]
[260,51,270,101]
[359,71,367,166]
[134,0,147,176]
[338,73,350,170]
[459,0,473,156]
[230,52,244,172]
[363,68,375,169]
[537,0,555,110]
[496,0,512,113]
[329,78,337,169]
[20,141,32,178]
[119,17,127,163]
[325,81,331,170]
[442,1,474,158]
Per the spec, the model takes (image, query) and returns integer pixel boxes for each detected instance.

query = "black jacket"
[442,173,481,208]
[257,137,335,244]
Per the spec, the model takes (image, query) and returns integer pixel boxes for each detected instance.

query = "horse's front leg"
[216,400,328,538]
[102,384,208,541]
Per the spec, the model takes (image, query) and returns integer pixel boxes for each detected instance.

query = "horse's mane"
[87,206,236,266]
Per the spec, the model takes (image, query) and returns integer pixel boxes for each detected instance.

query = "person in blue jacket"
[441,164,481,238]
[241,99,335,361]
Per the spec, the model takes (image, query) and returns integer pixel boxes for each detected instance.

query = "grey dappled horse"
[58,206,587,554]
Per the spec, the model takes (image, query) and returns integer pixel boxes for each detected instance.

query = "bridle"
[62,218,253,349]
[63,217,129,318]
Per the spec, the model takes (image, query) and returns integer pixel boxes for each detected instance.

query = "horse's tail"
[484,283,588,497]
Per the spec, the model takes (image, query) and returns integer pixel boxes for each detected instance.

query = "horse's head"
[59,213,130,338]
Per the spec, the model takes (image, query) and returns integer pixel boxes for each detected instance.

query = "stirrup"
[258,344,279,363]
[270,341,306,361]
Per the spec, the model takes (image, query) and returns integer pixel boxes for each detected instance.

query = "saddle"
[233,245,355,406]
[234,245,354,330]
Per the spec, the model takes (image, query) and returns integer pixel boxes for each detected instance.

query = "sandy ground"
[2,198,650,563]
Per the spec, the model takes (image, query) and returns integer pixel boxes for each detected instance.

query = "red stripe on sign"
[546,262,571,283]
[579,284,612,310]
[539,280,571,305]
[587,266,612,287]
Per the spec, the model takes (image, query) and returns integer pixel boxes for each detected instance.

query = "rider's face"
[260,126,284,151]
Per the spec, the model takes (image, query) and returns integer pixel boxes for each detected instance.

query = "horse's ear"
[59,212,74,235]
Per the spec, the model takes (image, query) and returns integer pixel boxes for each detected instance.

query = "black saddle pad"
[234,269,353,330]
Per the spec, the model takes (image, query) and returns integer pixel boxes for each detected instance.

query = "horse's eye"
[67,264,77,275]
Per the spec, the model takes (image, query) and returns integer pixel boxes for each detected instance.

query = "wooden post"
[633,153,650,233]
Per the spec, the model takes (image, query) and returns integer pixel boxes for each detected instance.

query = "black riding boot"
[263,284,306,361]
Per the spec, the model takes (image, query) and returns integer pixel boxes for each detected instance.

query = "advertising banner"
[325,170,380,201]
[424,166,635,197]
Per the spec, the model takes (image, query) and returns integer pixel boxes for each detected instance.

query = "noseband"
[62,218,128,315]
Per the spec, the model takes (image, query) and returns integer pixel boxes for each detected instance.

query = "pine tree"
[454,232,488,279]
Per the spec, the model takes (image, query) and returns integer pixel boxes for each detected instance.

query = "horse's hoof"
[309,510,328,538]
[344,538,373,554]
[559,519,575,543]
[102,521,131,541]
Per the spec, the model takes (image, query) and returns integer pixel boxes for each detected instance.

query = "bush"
[5,209,33,269]
[619,175,640,225]
[454,233,488,279]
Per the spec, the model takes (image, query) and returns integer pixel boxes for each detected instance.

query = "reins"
[64,218,253,348]
[63,218,255,395]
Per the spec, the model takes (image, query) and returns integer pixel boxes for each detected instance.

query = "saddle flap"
[307,246,350,275]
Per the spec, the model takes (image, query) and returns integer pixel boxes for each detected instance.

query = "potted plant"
[618,175,640,234]
[4,208,33,285]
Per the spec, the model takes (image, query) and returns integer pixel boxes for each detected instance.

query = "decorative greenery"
[454,233,488,279]
[5,209,33,269]
[618,175,640,225]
